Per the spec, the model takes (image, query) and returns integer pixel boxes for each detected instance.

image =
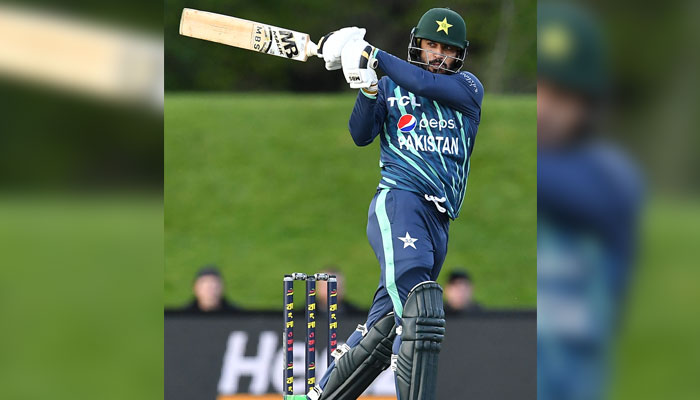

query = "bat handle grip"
[306,41,318,58]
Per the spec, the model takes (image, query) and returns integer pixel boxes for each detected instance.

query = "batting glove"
[317,27,366,71]
[341,39,379,90]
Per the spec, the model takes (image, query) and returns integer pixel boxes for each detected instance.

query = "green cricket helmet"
[408,8,469,73]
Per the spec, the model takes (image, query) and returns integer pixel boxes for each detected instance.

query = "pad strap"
[315,313,396,400]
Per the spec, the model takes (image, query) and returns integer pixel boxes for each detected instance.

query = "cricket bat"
[179,8,318,62]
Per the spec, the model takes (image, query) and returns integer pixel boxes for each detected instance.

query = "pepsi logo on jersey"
[397,114,418,132]
[397,114,456,132]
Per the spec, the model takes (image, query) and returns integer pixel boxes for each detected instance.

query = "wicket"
[283,273,338,398]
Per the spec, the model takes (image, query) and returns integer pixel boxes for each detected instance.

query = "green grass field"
[164,92,536,309]
[612,196,700,399]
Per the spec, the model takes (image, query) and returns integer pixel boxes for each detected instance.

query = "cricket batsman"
[306,8,483,400]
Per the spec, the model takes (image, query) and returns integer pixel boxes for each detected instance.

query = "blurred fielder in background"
[537,3,644,400]
[307,7,483,400]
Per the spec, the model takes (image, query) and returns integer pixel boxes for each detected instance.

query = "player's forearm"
[348,91,380,146]
[376,50,454,102]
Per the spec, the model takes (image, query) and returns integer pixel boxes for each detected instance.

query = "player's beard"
[429,59,446,74]
[421,52,451,74]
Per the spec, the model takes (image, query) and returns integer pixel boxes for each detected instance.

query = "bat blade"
[179,8,317,61]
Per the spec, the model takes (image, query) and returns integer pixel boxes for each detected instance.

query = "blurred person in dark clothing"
[316,267,366,315]
[182,265,239,313]
[444,269,482,314]
[537,4,644,399]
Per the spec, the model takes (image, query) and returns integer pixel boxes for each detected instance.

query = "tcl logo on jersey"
[387,96,421,108]
[397,114,417,132]
[397,114,456,132]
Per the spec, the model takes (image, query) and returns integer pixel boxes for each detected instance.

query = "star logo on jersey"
[435,18,453,34]
[397,232,418,249]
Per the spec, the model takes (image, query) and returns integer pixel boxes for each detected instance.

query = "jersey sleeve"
[375,50,483,121]
[348,77,388,146]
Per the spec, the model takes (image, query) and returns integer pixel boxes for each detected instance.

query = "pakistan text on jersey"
[398,135,460,155]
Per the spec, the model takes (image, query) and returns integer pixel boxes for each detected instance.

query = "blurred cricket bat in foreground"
[179,8,318,62]
[0,4,162,108]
